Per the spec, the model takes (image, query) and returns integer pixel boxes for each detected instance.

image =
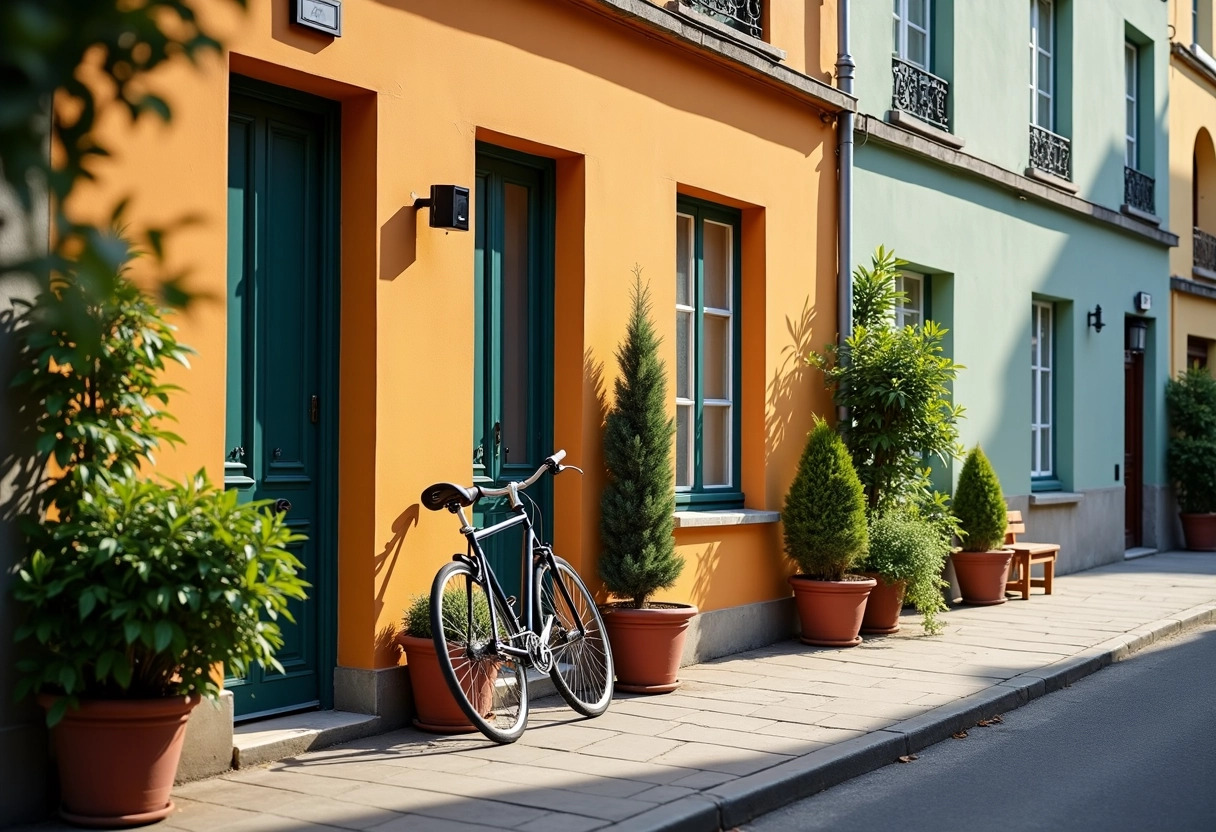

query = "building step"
[1124,546,1158,560]
[232,710,382,769]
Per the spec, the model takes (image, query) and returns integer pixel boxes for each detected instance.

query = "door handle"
[274,499,292,514]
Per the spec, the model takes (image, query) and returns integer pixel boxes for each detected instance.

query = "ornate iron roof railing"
[891,57,950,131]
[1029,124,1071,181]
[1195,228,1216,274]
[1123,167,1155,216]
[686,0,763,40]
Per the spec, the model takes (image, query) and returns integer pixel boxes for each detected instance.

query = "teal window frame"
[1031,300,1062,492]
[675,196,744,510]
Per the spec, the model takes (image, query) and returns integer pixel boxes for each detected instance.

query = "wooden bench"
[1004,510,1058,600]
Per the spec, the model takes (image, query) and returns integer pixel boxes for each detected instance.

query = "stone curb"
[602,600,1216,831]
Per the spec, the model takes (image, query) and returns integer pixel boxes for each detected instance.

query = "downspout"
[835,0,855,425]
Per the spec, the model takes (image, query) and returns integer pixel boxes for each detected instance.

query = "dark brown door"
[1124,325,1145,549]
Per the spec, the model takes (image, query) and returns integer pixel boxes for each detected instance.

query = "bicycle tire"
[535,555,614,717]
[430,560,529,744]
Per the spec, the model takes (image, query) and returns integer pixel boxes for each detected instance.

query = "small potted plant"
[398,592,496,733]
[599,269,694,693]
[10,249,307,827]
[861,509,951,635]
[1165,368,1216,550]
[782,419,873,646]
[949,446,1013,605]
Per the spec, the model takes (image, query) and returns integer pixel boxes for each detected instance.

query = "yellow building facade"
[68,0,850,771]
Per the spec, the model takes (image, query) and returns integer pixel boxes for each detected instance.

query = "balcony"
[1028,124,1071,182]
[1123,167,1156,218]
[685,0,763,41]
[1195,228,1216,277]
[891,57,950,132]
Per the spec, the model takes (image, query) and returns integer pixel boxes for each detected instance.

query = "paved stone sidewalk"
[16,552,1216,832]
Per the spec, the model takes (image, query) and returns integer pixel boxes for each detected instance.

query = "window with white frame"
[893,0,931,69]
[1030,0,1054,130]
[894,271,925,329]
[1031,302,1054,479]
[675,198,741,506]
[1125,42,1138,169]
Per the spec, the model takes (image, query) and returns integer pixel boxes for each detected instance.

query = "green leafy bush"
[600,269,681,608]
[12,474,308,725]
[402,590,492,641]
[783,419,869,580]
[809,246,964,513]
[1166,368,1216,514]
[952,447,1007,552]
[863,510,950,635]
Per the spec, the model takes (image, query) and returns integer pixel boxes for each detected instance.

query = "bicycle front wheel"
[430,560,529,744]
[535,555,614,717]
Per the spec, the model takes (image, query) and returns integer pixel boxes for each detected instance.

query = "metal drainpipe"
[835,0,855,425]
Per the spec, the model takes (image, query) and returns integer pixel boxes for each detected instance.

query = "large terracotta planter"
[399,634,495,734]
[950,549,1014,605]
[860,575,907,635]
[602,604,697,694]
[1180,513,1216,551]
[789,576,877,647]
[39,693,199,828]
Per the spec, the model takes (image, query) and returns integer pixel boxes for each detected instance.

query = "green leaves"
[864,510,950,634]
[1166,368,1216,514]
[953,447,1007,552]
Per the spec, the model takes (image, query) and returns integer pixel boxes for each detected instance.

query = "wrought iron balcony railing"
[1196,228,1216,274]
[891,57,950,131]
[686,0,763,40]
[1029,124,1071,181]
[1123,167,1155,216]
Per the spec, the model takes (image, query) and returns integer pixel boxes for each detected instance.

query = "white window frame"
[894,271,925,329]
[1031,301,1054,479]
[1030,0,1055,130]
[675,212,696,491]
[1125,42,1138,170]
[893,0,931,69]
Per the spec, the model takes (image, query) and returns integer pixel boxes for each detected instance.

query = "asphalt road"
[746,624,1216,832]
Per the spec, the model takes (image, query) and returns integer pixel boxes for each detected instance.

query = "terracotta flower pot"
[399,634,496,734]
[860,575,907,635]
[950,549,1014,605]
[601,604,697,694]
[1179,513,1216,551]
[39,693,199,828]
[789,576,877,647]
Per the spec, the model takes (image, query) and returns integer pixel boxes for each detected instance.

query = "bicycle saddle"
[421,482,481,511]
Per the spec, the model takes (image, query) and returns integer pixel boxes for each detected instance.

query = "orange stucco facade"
[73,0,845,683]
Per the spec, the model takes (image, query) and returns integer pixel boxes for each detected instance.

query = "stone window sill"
[666,1,786,63]
[1024,166,1078,194]
[1029,491,1083,506]
[886,109,965,149]
[673,508,781,528]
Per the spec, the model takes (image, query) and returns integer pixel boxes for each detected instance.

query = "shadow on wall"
[374,504,420,664]
[579,347,610,596]
[766,298,817,472]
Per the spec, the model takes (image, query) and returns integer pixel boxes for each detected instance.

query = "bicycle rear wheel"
[430,560,529,744]
[535,555,614,717]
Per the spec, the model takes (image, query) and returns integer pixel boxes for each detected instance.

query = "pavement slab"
[10,552,1216,832]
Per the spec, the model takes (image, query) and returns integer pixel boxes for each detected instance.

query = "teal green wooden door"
[225,83,338,720]
[473,147,554,595]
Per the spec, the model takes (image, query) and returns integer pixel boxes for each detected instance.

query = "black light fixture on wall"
[1127,318,1149,354]
[414,185,470,231]
[1087,304,1105,332]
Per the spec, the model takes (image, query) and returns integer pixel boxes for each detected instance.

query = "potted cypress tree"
[949,446,1013,605]
[1165,368,1216,550]
[599,269,694,694]
[782,419,873,646]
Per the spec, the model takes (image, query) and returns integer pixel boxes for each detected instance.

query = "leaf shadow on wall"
[767,298,818,469]
[374,503,419,663]
[581,347,610,598]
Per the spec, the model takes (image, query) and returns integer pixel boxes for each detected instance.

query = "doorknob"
[274,499,292,514]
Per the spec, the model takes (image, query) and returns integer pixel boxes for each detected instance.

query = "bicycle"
[420,450,614,744]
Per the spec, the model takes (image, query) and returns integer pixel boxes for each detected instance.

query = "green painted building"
[851,0,1178,570]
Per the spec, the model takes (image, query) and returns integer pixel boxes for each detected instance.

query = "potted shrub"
[398,592,496,733]
[949,446,1013,605]
[861,509,951,635]
[782,419,873,646]
[600,270,694,694]
[10,253,308,826]
[1165,368,1216,550]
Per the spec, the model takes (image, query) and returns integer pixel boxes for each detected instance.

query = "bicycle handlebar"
[475,450,574,501]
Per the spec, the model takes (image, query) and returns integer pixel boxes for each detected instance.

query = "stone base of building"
[679,596,797,666]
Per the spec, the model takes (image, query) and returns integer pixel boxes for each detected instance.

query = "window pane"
[676,214,693,307]
[676,310,692,400]
[909,0,927,29]
[1037,93,1052,128]
[908,31,927,68]
[1039,1,1053,51]
[893,15,900,54]
[703,221,732,311]
[1041,426,1052,474]
[676,404,693,488]
[703,405,730,486]
[703,313,730,400]
[1040,308,1052,359]
[1037,52,1051,95]
[502,182,530,461]
[1127,138,1136,167]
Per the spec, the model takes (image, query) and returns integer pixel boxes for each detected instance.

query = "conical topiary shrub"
[783,419,869,580]
[952,446,1007,552]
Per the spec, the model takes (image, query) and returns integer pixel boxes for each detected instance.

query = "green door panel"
[473,147,555,596]
[226,82,338,720]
